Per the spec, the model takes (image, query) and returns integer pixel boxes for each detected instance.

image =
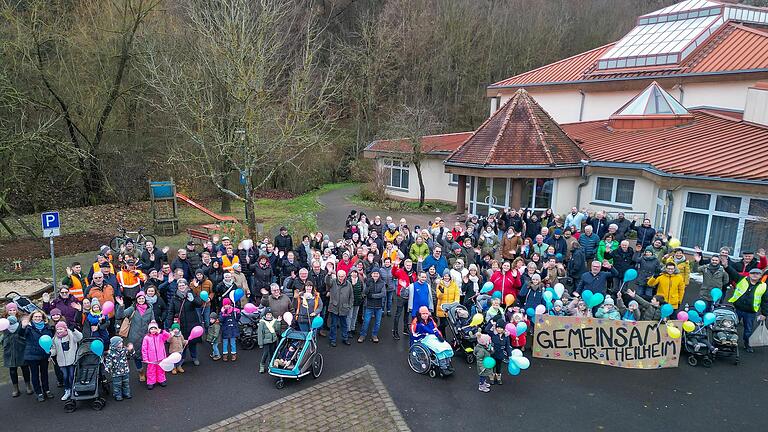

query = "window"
[382,158,409,190]
[521,178,553,210]
[593,177,635,205]
[449,173,459,185]
[680,192,768,255]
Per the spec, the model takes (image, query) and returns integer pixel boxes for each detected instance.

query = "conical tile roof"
[445,89,587,167]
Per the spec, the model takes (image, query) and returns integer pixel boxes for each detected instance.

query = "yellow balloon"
[682,321,695,332]
[469,313,484,327]
[668,238,681,249]
[666,324,681,339]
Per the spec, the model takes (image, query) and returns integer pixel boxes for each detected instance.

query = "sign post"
[41,211,60,290]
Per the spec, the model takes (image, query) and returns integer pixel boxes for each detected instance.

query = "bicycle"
[109,226,156,253]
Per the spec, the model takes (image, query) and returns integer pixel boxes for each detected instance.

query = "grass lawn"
[0,182,356,282]
[348,194,455,213]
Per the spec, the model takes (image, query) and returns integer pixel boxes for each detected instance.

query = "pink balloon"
[244,303,257,314]
[101,301,114,316]
[166,352,182,364]
[676,311,688,322]
[535,304,546,315]
[0,318,9,331]
[189,325,204,340]
[504,322,516,336]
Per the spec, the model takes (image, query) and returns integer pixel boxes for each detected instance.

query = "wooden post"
[456,175,467,214]
[510,178,523,209]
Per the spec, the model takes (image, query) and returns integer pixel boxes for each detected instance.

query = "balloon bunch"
[159,352,183,372]
[581,290,605,308]
[507,349,531,376]
[229,289,245,303]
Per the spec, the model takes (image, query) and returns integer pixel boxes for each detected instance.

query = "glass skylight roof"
[641,0,720,18]
[613,82,690,117]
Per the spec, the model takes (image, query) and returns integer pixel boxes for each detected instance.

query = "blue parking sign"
[41,211,60,237]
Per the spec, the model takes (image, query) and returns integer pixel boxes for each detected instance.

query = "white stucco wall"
[376,157,462,203]
[554,174,660,220]
[493,79,759,123]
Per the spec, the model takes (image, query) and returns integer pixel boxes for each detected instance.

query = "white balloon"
[283,311,293,326]
[553,283,565,299]
[511,348,524,358]
[0,318,9,332]
[159,361,174,372]
[513,356,531,370]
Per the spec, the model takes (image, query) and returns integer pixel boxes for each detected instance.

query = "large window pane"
[708,215,738,253]
[521,179,534,208]
[384,167,392,187]
[615,179,635,204]
[715,196,741,214]
[400,168,409,189]
[492,178,507,208]
[595,177,613,202]
[742,219,768,254]
[535,179,553,209]
[748,199,768,217]
[680,212,708,249]
[686,192,710,209]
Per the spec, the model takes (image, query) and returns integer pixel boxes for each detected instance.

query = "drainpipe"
[578,90,586,122]
[675,83,685,105]
[576,159,590,209]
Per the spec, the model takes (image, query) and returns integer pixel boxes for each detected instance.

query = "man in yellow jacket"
[647,262,685,310]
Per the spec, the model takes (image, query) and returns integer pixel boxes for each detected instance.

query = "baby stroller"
[441,302,478,364]
[268,328,323,389]
[4,291,40,315]
[711,304,740,365]
[238,309,261,350]
[683,324,714,367]
[64,338,109,412]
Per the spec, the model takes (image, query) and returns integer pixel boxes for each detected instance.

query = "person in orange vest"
[117,258,147,308]
[221,246,240,272]
[88,253,115,281]
[61,262,88,302]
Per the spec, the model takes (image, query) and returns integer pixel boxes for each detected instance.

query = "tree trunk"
[415,160,425,208]
[220,174,232,213]
[245,180,256,236]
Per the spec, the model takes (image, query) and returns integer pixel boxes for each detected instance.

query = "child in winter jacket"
[49,321,83,400]
[141,320,170,389]
[595,296,622,320]
[474,333,494,393]
[206,312,221,361]
[489,318,511,385]
[104,336,133,401]
[220,298,241,362]
[549,300,567,316]
[505,311,529,351]
[257,308,281,373]
[485,297,504,322]
[168,323,187,374]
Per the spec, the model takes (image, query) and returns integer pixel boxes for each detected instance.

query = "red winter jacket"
[392,264,418,297]
[490,270,521,299]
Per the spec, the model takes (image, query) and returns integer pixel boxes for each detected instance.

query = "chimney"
[744,82,768,127]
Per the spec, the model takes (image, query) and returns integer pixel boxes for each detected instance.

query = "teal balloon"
[481,282,494,294]
[311,315,324,330]
[526,308,535,318]
[512,356,531,370]
[91,339,104,357]
[234,288,245,302]
[507,360,520,376]
[710,288,723,303]
[703,312,716,326]
[492,291,502,299]
[515,322,528,337]
[688,310,701,323]
[660,303,674,319]
[482,357,496,369]
[694,300,706,313]
[588,293,605,308]
[623,269,638,283]
[199,291,209,302]
[581,290,594,306]
[543,290,554,302]
[38,335,52,353]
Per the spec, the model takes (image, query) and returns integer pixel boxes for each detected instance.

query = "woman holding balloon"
[116,293,154,382]
[21,310,53,402]
[168,279,204,366]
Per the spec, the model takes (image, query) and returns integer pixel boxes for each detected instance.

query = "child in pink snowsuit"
[141,320,170,389]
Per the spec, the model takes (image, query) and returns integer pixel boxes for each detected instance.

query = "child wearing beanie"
[168,323,187,374]
[104,336,133,401]
[206,312,221,361]
[141,320,170,390]
[257,308,281,373]
[50,321,82,400]
[3,303,34,397]
[474,333,494,393]
[219,298,241,362]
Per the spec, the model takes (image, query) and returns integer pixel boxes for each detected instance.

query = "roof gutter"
[443,162,584,170]
[586,161,768,186]
[487,68,768,91]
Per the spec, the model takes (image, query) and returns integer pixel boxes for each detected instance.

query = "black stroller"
[441,302,478,364]
[64,338,109,412]
[238,310,261,350]
[711,304,740,365]
[683,324,714,367]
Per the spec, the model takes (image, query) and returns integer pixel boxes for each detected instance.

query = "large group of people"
[2,205,767,400]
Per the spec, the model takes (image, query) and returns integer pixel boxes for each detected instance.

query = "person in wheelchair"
[410,306,454,374]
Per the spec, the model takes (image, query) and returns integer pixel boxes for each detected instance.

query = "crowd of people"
[2,205,767,400]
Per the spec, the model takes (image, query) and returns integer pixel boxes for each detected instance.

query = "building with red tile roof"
[365,1,768,255]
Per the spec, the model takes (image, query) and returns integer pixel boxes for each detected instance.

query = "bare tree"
[141,0,341,233]
[379,103,441,208]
